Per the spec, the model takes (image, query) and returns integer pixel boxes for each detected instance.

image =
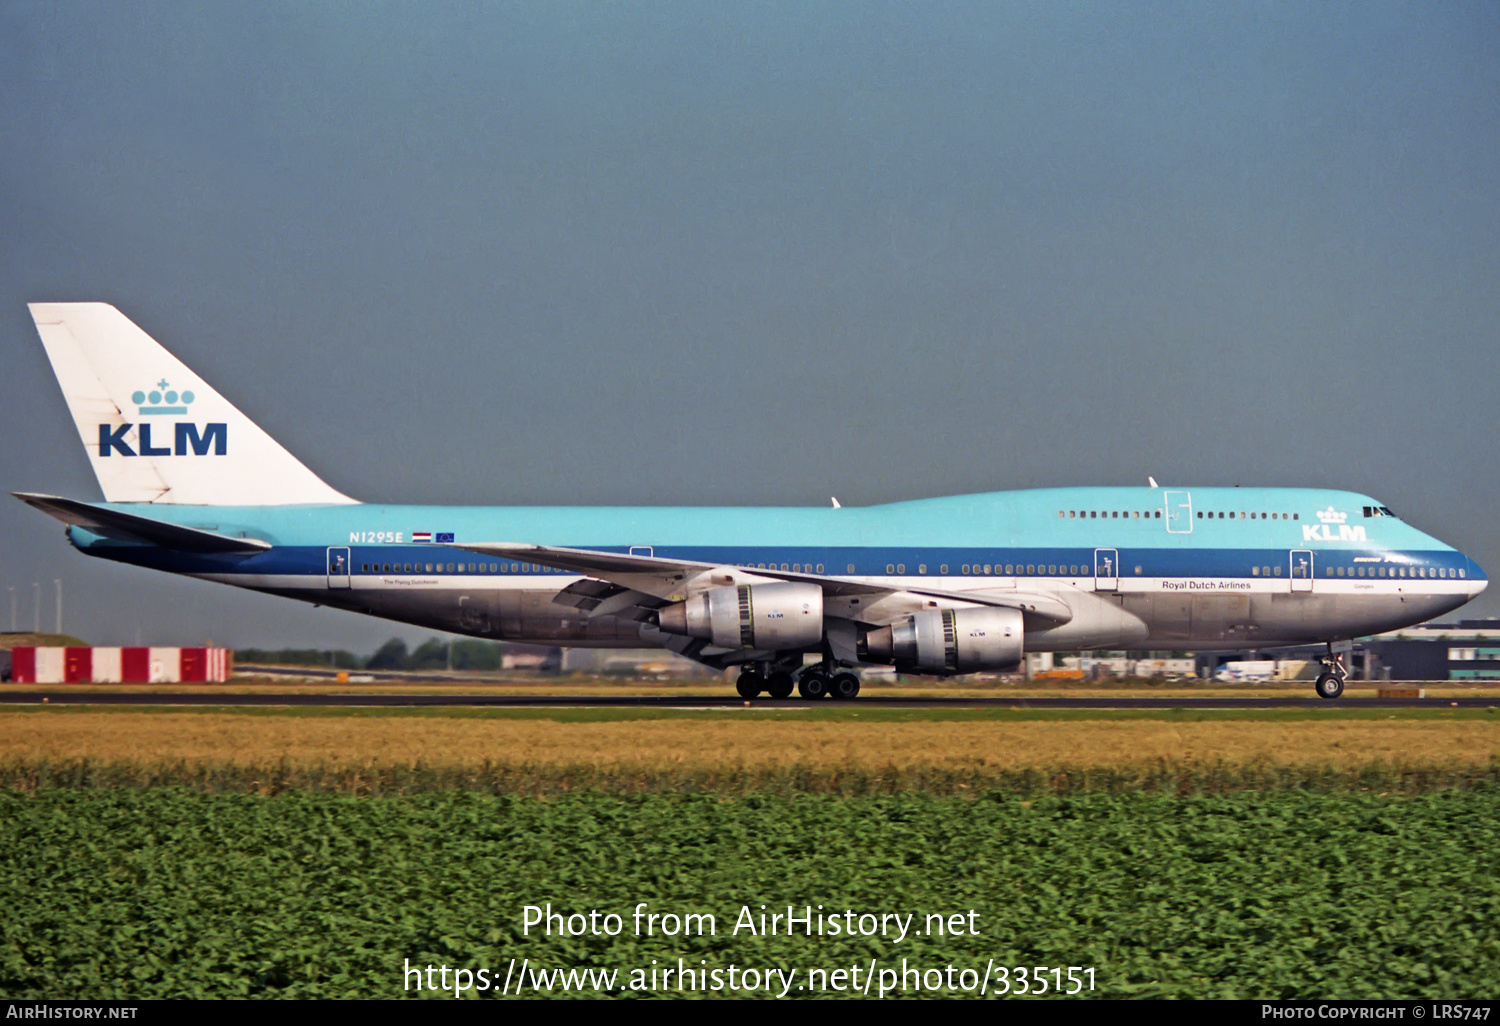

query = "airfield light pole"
[54,580,62,635]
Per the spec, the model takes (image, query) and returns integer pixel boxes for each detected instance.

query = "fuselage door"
[1094,548,1118,591]
[1289,549,1313,593]
[327,546,351,590]
[1164,491,1193,534]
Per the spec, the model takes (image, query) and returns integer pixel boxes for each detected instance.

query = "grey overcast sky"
[1,1,1497,649]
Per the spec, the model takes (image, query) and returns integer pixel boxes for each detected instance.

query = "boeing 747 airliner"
[15,304,1488,699]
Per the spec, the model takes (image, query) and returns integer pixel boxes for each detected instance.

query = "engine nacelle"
[656,582,824,650]
[863,607,1024,674]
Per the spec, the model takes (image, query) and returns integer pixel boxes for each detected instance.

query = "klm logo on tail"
[98,379,227,457]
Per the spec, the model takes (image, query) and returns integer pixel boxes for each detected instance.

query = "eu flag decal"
[436,532,455,543]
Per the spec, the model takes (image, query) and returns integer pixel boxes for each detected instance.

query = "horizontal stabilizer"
[13,492,271,553]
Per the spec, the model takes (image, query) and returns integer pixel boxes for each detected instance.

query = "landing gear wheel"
[797,671,829,700]
[765,671,794,699]
[736,671,765,699]
[830,672,861,700]
[1314,673,1345,700]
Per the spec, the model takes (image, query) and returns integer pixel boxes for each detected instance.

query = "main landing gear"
[1314,642,1348,701]
[736,664,860,701]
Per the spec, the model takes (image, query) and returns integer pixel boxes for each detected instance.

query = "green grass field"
[3,785,1498,998]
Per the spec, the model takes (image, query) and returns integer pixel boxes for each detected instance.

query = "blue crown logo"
[131,378,195,416]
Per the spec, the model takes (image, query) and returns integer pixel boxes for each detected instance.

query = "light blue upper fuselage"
[68,486,1485,583]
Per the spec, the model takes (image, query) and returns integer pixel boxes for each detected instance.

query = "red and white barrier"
[8,646,232,683]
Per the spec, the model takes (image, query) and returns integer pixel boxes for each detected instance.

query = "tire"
[797,671,829,700]
[1314,672,1344,700]
[736,672,764,699]
[765,671,794,699]
[830,672,861,700]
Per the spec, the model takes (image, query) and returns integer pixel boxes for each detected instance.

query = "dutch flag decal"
[412,532,432,543]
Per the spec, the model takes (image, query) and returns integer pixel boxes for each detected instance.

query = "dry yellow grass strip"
[2,712,1498,769]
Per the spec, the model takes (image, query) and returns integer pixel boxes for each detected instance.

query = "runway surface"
[2,691,1496,709]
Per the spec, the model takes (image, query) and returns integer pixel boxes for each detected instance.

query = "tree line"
[234,638,528,671]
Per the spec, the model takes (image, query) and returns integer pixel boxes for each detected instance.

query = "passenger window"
[896,564,905,574]
[918,564,927,574]
[1461,569,1467,578]
[1090,511,1097,518]
[846,564,855,573]
[1047,564,1056,574]
[1005,564,1014,574]
[939,565,947,574]
[1252,566,1259,575]
[962,565,971,574]
[1274,566,1282,576]
[1058,511,1065,517]
[1134,565,1142,575]
[1069,511,1076,518]
[1027,565,1035,574]
[887,564,895,574]
[983,565,992,574]
[1154,511,1161,518]
[817,564,825,573]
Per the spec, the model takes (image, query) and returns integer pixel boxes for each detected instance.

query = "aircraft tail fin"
[28,303,356,506]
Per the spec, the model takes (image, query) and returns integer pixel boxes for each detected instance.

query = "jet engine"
[863,607,1023,674]
[656,582,824,650]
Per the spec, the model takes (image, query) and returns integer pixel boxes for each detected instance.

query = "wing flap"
[457,541,1073,628]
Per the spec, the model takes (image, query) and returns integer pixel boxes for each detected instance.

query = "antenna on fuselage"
[831,497,842,509]
[1148,476,1159,488]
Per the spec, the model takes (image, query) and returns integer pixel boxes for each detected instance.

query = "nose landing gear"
[1314,642,1348,700]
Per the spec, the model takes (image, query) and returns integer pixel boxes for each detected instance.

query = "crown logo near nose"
[131,379,195,416]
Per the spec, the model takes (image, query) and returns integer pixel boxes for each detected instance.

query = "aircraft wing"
[454,541,1072,628]
[13,492,272,554]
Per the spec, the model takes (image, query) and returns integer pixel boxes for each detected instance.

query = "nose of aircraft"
[1467,556,1489,599]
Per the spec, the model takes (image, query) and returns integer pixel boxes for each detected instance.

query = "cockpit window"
[1363,505,1399,518]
